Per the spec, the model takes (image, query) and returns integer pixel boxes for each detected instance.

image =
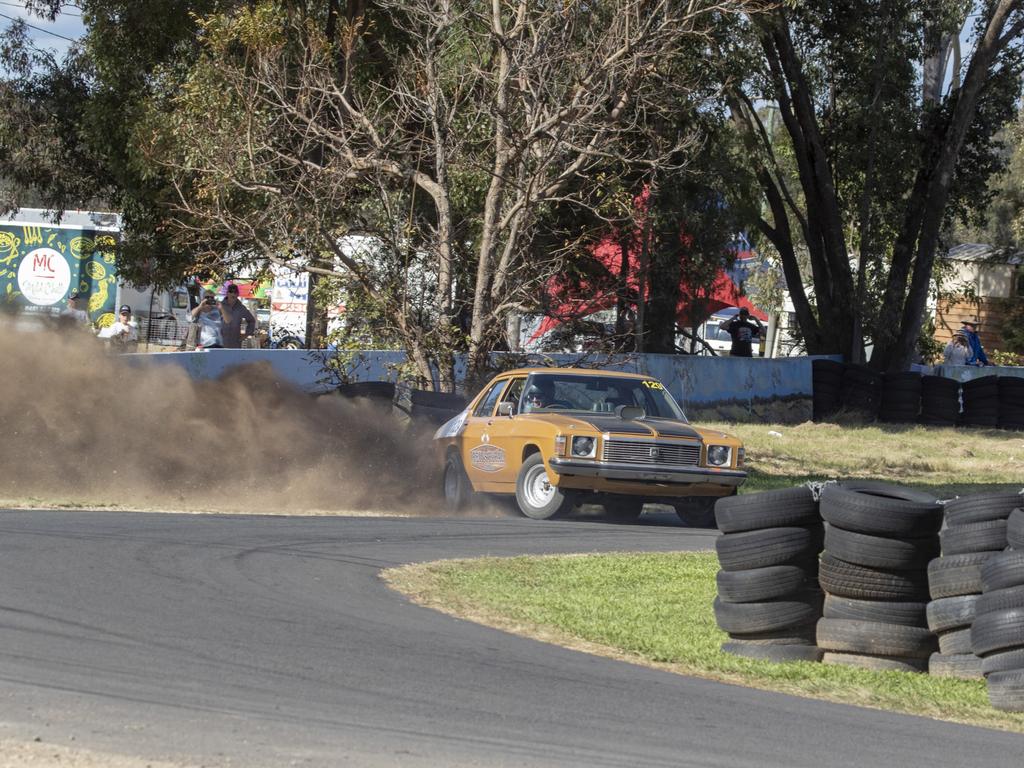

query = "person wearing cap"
[219,283,256,349]
[943,329,971,367]
[719,307,764,357]
[960,320,990,366]
[97,305,139,350]
[58,291,90,329]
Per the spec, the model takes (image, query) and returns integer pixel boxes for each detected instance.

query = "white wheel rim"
[523,464,556,509]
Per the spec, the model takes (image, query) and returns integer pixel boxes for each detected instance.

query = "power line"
[0,2,82,17]
[0,10,80,43]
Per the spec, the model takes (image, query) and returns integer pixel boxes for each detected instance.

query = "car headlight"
[554,435,567,457]
[707,445,731,467]
[737,447,745,467]
[571,435,597,458]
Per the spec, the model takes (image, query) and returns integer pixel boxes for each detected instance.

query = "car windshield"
[521,373,687,421]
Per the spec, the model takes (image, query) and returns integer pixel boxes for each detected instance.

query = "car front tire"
[443,454,472,512]
[515,453,574,520]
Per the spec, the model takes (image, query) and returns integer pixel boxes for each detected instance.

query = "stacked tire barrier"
[879,372,922,424]
[713,487,825,662]
[961,376,1000,428]
[840,365,883,417]
[816,482,941,672]
[811,360,1024,432]
[919,375,961,427]
[999,377,1024,430]
[972,498,1024,711]
[925,493,1020,679]
[812,360,844,421]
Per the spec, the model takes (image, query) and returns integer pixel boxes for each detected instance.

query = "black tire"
[514,453,574,520]
[721,641,823,663]
[976,585,1024,617]
[921,375,960,396]
[713,593,822,635]
[442,454,473,512]
[819,554,930,601]
[944,493,1024,526]
[725,622,818,645]
[820,485,942,537]
[929,653,984,680]
[335,381,396,400]
[937,627,973,655]
[715,526,823,572]
[987,670,1024,712]
[602,498,645,521]
[673,496,718,528]
[980,551,1024,591]
[713,487,819,533]
[816,618,937,658]
[981,648,1024,677]
[823,595,927,627]
[822,652,928,673]
[970,607,1024,656]
[1008,508,1024,550]
[716,565,812,603]
[926,594,979,633]
[940,520,1009,556]
[928,551,996,598]
[824,526,938,571]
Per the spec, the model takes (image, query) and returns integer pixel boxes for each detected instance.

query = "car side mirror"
[497,401,515,417]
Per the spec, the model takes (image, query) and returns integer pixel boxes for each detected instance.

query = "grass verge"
[384,551,1024,733]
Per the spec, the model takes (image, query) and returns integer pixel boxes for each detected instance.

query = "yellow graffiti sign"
[85,261,107,280]
[22,226,42,246]
[70,236,94,260]
[0,231,19,266]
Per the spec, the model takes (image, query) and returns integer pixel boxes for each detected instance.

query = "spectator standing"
[960,320,990,366]
[98,304,139,351]
[190,289,230,349]
[719,308,763,357]
[220,283,256,349]
[943,331,971,366]
[58,292,90,329]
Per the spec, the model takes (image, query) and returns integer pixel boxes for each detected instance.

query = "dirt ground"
[0,739,208,768]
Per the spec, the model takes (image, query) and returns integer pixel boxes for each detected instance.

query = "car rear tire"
[515,453,574,520]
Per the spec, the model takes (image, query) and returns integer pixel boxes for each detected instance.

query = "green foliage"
[995,295,1024,354]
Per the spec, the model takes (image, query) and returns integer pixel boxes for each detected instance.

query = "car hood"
[522,412,704,440]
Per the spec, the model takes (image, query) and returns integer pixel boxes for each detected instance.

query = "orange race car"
[434,368,746,524]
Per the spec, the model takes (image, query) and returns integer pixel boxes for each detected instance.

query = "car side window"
[472,380,508,417]
[500,378,526,413]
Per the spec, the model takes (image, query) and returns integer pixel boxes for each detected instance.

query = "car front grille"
[602,440,701,467]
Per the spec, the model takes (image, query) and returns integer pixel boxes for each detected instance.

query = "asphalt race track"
[0,510,1021,767]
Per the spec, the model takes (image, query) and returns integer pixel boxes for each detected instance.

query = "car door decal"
[470,444,506,472]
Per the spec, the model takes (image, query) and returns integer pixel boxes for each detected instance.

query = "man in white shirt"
[58,292,90,329]
[98,305,139,351]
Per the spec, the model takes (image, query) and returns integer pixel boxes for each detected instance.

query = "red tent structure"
[525,220,767,350]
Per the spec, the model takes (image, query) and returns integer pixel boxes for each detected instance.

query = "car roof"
[493,368,654,380]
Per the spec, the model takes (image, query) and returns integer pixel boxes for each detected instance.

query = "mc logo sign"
[18,247,71,306]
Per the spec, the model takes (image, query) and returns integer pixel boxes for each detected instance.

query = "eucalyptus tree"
[728,1,1024,369]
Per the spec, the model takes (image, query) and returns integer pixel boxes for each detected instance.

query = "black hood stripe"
[565,415,701,439]
[566,415,655,435]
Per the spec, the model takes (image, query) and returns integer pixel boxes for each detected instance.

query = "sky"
[0,2,85,60]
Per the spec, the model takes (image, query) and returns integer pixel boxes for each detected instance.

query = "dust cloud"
[0,324,452,515]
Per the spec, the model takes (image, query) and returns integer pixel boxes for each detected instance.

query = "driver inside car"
[524,381,555,412]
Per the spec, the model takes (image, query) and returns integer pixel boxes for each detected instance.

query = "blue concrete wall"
[129,349,824,422]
